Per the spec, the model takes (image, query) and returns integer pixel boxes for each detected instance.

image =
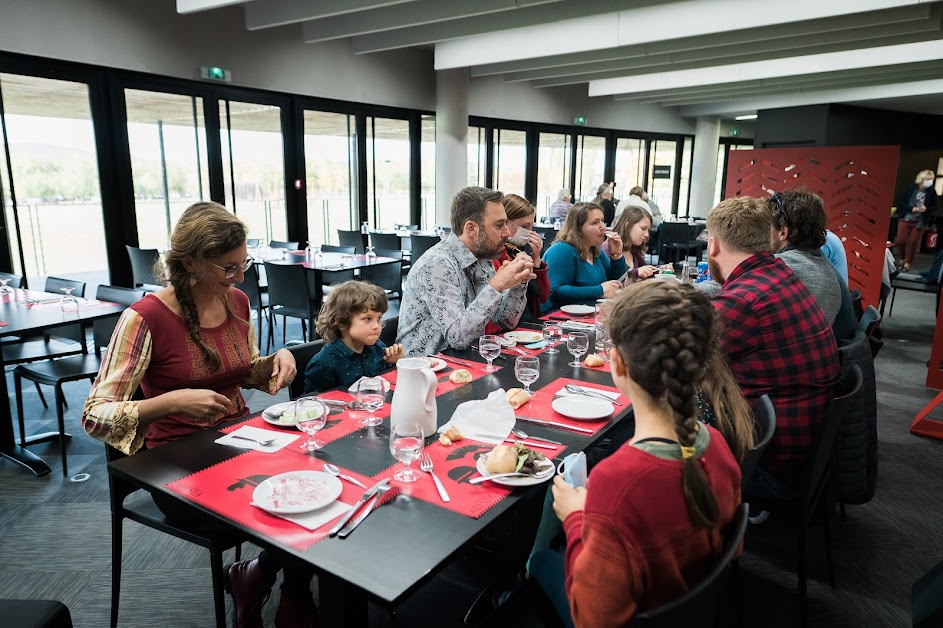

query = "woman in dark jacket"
[895,169,938,271]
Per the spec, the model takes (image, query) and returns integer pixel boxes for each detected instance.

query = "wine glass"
[478,334,501,372]
[542,321,562,354]
[389,422,423,483]
[357,376,386,427]
[0,278,14,297]
[60,287,79,313]
[515,356,540,397]
[567,332,589,367]
[365,245,377,261]
[295,398,328,453]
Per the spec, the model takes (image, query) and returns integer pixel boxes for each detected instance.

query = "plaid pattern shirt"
[713,252,840,484]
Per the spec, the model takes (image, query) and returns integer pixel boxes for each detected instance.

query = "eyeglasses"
[769,192,790,228]
[207,257,254,279]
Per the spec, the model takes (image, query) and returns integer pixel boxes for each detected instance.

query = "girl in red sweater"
[531,281,742,627]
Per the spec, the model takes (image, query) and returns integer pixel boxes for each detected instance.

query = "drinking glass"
[515,356,540,396]
[60,287,79,313]
[567,332,589,367]
[478,334,501,372]
[542,321,562,354]
[295,398,328,453]
[365,245,377,260]
[390,422,424,483]
[357,376,386,427]
[595,300,612,353]
[0,279,13,297]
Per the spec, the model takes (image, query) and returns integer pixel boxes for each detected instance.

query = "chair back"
[360,260,402,299]
[849,289,863,321]
[380,316,398,348]
[410,234,440,262]
[630,503,749,626]
[740,395,775,486]
[286,340,325,399]
[533,226,557,242]
[659,222,692,246]
[374,248,404,260]
[263,262,314,315]
[337,230,366,254]
[406,224,419,230]
[269,240,299,250]
[0,271,24,289]
[236,264,264,310]
[125,246,162,288]
[92,285,145,352]
[246,238,261,247]
[45,276,86,298]
[856,305,881,339]
[321,245,355,255]
[371,233,403,251]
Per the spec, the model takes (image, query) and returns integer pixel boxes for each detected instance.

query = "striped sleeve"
[82,308,152,455]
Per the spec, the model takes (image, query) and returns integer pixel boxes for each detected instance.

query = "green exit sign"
[200,66,232,83]
[573,116,587,126]
[730,128,741,137]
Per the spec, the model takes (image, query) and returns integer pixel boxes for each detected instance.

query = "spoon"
[563,384,623,406]
[323,463,368,489]
[510,428,562,445]
[231,434,276,446]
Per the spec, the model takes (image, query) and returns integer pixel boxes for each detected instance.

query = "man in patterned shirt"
[397,186,535,356]
[706,196,840,500]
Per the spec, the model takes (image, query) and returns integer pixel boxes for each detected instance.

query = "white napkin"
[215,425,300,453]
[347,376,392,394]
[437,389,515,445]
[561,320,594,331]
[556,384,622,401]
[255,500,352,531]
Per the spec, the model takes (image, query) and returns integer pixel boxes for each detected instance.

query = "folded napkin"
[556,384,621,401]
[560,320,594,331]
[347,376,392,394]
[255,500,352,531]
[437,389,514,445]
[214,425,300,453]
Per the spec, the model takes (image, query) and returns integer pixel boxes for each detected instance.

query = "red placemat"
[580,356,612,373]
[515,377,627,436]
[383,359,501,397]
[539,311,595,323]
[165,451,374,550]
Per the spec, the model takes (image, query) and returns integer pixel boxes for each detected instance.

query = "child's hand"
[383,344,405,363]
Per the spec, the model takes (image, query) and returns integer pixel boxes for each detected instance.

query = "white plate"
[420,356,447,372]
[475,454,555,486]
[252,471,343,515]
[504,331,543,344]
[551,395,614,420]
[261,401,299,428]
[560,304,595,315]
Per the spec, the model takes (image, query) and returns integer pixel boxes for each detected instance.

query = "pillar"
[435,68,469,228]
[689,116,721,217]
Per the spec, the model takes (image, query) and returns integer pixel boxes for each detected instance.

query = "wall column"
[435,68,469,228]
[689,116,721,216]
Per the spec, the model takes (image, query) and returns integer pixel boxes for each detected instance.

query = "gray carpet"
[2,279,943,627]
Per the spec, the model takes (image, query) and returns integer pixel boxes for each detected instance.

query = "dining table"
[0,289,127,476]
[108,320,632,626]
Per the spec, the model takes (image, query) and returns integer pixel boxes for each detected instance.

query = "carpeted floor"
[1,274,942,627]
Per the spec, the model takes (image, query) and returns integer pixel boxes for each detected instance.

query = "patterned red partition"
[725,146,900,309]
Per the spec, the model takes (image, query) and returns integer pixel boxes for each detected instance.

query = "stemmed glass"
[390,422,424,483]
[478,334,501,372]
[357,376,386,427]
[365,245,377,261]
[295,398,328,453]
[515,356,540,397]
[0,278,14,298]
[567,332,589,367]
[60,287,79,313]
[542,321,562,354]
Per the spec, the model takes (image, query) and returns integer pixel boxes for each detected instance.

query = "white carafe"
[389,358,438,437]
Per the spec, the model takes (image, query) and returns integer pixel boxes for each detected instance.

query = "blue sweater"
[542,241,628,312]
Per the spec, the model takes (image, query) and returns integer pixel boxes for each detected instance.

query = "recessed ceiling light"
[735,114,758,120]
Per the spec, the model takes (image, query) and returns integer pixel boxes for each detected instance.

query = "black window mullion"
[283,97,305,246]
[224,101,236,214]
[355,114,368,229]
[567,132,577,201]
[604,132,616,189]
[671,136,683,217]
[0,78,23,277]
[524,126,537,203]
[409,112,421,227]
[642,139,652,194]
[204,94,224,204]
[484,127,495,189]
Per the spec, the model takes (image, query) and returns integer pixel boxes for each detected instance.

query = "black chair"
[410,234,440,262]
[264,262,317,350]
[0,599,73,627]
[750,365,864,628]
[533,226,557,242]
[105,445,240,628]
[361,259,403,302]
[14,285,144,475]
[371,232,404,252]
[658,223,702,264]
[235,264,270,349]
[125,245,162,292]
[849,289,863,322]
[269,240,299,250]
[338,229,366,254]
[856,305,881,339]
[883,271,942,317]
[740,395,776,489]
[379,316,398,348]
[629,503,749,627]
[286,340,325,400]
[376,247,410,274]
[0,271,24,289]
[321,244,355,255]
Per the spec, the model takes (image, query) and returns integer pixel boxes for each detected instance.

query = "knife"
[328,478,391,537]
[338,483,393,538]
[436,354,477,367]
[504,438,559,450]
[516,416,594,434]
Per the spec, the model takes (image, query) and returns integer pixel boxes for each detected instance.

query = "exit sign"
[730,128,741,137]
[573,116,587,126]
[200,66,232,83]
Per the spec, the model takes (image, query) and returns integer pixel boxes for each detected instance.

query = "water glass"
[365,245,377,260]
[295,398,328,453]
[390,422,424,482]
[0,279,13,297]
[567,332,589,367]
[542,321,562,354]
[478,334,502,372]
[595,300,612,353]
[357,376,386,427]
[515,356,540,396]
[60,287,79,313]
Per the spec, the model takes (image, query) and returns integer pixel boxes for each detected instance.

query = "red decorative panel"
[725,146,900,309]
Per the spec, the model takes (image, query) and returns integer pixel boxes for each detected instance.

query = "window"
[677,137,693,217]
[493,128,526,196]
[536,132,570,217]
[303,110,356,246]
[648,139,677,216]
[421,114,435,229]
[574,134,606,204]
[614,138,645,195]
[468,126,486,187]
[366,116,410,230]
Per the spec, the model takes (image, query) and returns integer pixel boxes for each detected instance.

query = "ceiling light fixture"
[735,114,758,120]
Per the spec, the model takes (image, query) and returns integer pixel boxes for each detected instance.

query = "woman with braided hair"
[529,281,742,627]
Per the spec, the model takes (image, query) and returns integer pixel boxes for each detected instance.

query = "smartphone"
[559,452,587,488]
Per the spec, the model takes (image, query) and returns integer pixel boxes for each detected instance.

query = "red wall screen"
[725,146,900,308]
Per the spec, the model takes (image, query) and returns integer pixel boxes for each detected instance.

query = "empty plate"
[560,304,595,315]
[252,471,343,515]
[551,396,614,420]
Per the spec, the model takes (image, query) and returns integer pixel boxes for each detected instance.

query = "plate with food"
[475,443,555,486]
[559,304,595,316]
[551,395,614,420]
[262,401,301,428]
[503,330,543,344]
[252,470,343,515]
[420,356,447,372]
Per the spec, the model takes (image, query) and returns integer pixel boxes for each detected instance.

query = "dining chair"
[749,365,863,628]
[0,599,73,628]
[321,244,355,255]
[286,340,325,400]
[269,240,299,250]
[856,305,881,340]
[360,258,403,302]
[0,271,24,289]
[337,229,367,254]
[125,245,163,292]
[740,395,776,489]
[375,247,410,275]
[370,232,403,252]
[263,262,317,350]
[14,285,145,475]
[105,444,240,628]
[410,234,440,263]
[235,264,270,349]
[658,223,701,264]
[379,316,398,348]
[533,226,557,242]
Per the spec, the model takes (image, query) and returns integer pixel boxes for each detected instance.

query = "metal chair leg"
[55,384,67,476]
[15,372,25,447]
[35,381,48,409]
[110,513,123,628]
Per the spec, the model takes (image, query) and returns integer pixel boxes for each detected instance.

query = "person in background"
[821,229,848,285]
[542,202,627,312]
[303,281,404,394]
[894,169,938,272]
[610,204,658,282]
[549,188,573,222]
[630,186,663,228]
[81,202,314,627]
[592,183,617,226]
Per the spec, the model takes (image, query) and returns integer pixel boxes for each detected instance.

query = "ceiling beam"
[434,0,923,70]
[177,0,248,14]
[245,0,419,30]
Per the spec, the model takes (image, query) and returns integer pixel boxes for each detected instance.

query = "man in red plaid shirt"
[706,196,840,499]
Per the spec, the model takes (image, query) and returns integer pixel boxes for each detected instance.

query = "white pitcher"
[389,358,438,437]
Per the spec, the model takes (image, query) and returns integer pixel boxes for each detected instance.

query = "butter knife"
[436,354,477,367]
[328,478,391,537]
[516,416,594,434]
[337,484,392,538]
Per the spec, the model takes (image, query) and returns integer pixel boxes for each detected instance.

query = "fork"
[231,434,277,446]
[418,451,450,502]
[564,383,623,406]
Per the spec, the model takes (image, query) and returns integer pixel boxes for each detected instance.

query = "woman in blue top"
[542,202,627,313]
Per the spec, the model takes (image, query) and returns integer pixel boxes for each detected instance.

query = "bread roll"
[449,369,473,384]
[584,354,605,367]
[444,426,463,442]
[504,387,531,409]
[438,434,452,446]
[485,444,519,474]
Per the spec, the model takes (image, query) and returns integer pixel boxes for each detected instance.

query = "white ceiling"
[177,0,943,120]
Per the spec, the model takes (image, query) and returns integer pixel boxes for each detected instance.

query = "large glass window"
[493,129,526,196]
[536,132,570,218]
[468,126,486,187]
[421,114,435,229]
[614,138,645,196]
[366,116,410,230]
[219,100,287,244]
[0,73,107,284]
[648,139,678,216]
[677,137,694,217]
[574,134,606,204]
[125,89,210,249]
[303,111,356,246]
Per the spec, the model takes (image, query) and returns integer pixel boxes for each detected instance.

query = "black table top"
[0,290,127,338]
[265,252,398,272]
